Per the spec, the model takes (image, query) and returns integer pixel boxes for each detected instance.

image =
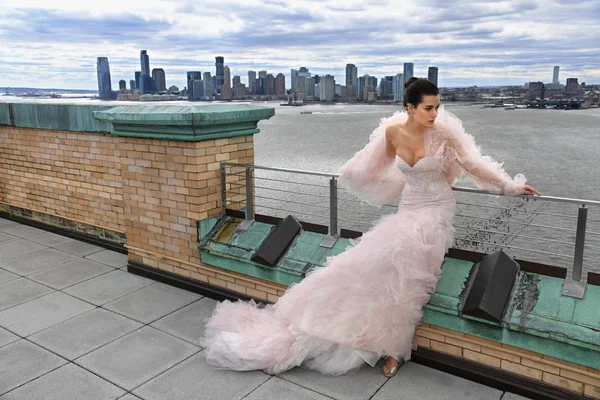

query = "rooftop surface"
[0,216,533,400]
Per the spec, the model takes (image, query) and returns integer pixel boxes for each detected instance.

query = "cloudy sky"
[0,0,598,90]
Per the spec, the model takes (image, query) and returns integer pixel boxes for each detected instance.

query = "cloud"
[0,0,598,90]
[4,8,171,43]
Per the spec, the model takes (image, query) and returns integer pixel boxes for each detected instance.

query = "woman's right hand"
[523,184,540,196]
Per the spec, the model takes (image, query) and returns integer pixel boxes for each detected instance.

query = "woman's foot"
[382,356,403,378]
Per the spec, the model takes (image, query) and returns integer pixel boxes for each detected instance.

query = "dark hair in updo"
[403,77,439,108]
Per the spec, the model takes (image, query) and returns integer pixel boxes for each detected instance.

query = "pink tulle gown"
[200,107,526,375]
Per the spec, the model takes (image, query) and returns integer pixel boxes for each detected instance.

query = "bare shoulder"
[385,123,404,141]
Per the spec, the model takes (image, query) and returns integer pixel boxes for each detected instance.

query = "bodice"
[395,156,453,200]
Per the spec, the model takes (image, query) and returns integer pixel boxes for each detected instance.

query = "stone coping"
[93,104,275,125]
[0,101,275,141]
[199,215,600,370]
[0,102,113,132]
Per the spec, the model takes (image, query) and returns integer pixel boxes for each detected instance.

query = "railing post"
[245,167,255,220]
[562,205,588,299]
[320,177,338,248]
[330,177,338,236]
[573,205,587,281]
[220,161,226,214]
[237,165,254,232]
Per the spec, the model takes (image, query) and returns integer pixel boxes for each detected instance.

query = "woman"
[200,77,539,378]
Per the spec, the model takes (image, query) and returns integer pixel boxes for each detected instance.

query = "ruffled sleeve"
[434,108,526,196]
[338,112,407,207]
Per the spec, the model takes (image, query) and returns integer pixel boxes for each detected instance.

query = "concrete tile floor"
[0,218,533,400]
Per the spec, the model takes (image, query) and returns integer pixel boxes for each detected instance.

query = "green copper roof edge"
[195,214,600,369]
[198,216,221,243]
[0,102,274,135]
[506,322,599,351]
[422,307,599,370]
[198,242,600,368]
[200,251,303,286]
[109,121,258,134]
[202,240,306,278]
[110,128,260,141]
[0,102,114,132]
[93,104,275,125]
[199,238,600,364]
[95,104,273,140]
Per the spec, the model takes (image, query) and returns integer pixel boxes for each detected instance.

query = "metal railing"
[220,161,600,299]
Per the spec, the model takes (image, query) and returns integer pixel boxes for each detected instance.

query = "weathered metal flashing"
[93,104,275,141]
[0,101,114,132]
[0,101,275,141]
[198,215,600,370]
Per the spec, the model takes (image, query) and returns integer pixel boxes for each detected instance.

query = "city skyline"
[1,0,599,90]
[93,49,575,100]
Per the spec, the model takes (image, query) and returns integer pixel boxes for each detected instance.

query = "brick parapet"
[416,323,600,398]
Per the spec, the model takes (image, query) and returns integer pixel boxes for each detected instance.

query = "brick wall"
[416,323,600,399]
[0,125,125,233]
[115,133,286,301]
[120,135,253,264]
[0,122,275,301]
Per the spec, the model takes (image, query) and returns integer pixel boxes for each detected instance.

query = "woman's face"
[409,94,440,128]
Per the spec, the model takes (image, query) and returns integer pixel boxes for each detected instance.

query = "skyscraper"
[193,79,204,100]
[141,75,155,94]
[292,67,311,92]
[319,75,335,102]
[224,66,231,89]
[553,66,560,84]
[259,70,267,80]
[220,65,232,100]
[187,71,202,99]
[275,73,285,97]
[233,82,246,99]
[291,69,298,93]
[129,80,136,90]
[187,71,202,97]
[370,76,378,89]
[403,63,414,86]
[565,78,580,97]
[140,50,150,76]
[140,50,151,94]
[528,81,545,99]
[358,75,368,100]
[306,77,316,97]
[135,71,141,89]
[428,67,438,86]
[96,57,112,100]
[152,68,166,92]
[215,56,224,92]
[345,64,358,95]
[379,76,394,97]
[248,70,257,94]
[203,72,214,99]
[265,74,276,95]
[296,76,306,95]
[119,80,127,91]
[233,75,241,85]
[393,73,404,102]
[255,78,265,95]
